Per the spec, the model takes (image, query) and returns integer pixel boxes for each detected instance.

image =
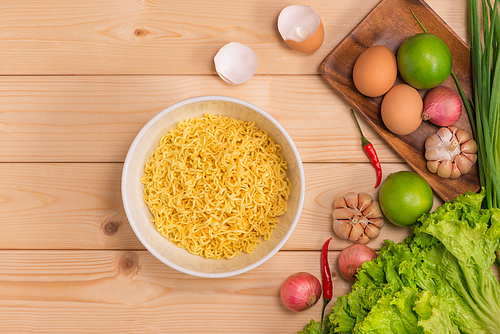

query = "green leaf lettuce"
[298,189,500,334]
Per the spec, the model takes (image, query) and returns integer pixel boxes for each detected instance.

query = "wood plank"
[0,162,441,251]
[0,249,496,333]
[0,75,403,163]
[0,162,139,250]
[0,0,467,75]
[0,250,342,334]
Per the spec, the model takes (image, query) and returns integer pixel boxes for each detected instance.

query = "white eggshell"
[214,42,258,85]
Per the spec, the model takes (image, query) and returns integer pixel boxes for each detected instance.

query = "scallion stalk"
[468,0,500,269]
[469,0,500,210]
[413,5,500,210]
[414,2,500,267]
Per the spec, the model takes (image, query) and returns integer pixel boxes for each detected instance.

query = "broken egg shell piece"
[277,5,324,53]
[214,42,258,85]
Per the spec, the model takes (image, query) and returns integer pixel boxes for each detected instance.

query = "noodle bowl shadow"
[122,96,305,278]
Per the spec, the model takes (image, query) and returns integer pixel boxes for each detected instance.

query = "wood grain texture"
[0,250,343,334]
[0,0,467,75]
[0,75,403,163]
[0,249,496,334]
[0,162,436,251]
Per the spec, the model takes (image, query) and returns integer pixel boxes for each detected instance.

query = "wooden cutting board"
[320,0,480,202]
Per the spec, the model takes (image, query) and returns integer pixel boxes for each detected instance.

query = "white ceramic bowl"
[122,96,305,278]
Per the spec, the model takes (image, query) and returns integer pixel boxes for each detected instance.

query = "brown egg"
[353,45,398,97]
[381,84,423,135]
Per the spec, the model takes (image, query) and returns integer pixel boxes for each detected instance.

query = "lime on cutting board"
[397,33,452,89]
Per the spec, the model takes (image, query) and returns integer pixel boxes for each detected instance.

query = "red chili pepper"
[350,109,382,188]
[320,238,333,326]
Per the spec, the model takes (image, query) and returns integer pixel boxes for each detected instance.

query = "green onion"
[412,5,500,209]
[469,0,500,210]
[413,3,500,264]
[469,0,500,267]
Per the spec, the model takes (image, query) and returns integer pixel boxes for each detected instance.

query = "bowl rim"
[121,95,305,278]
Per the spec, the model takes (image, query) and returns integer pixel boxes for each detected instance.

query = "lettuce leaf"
[414,191,500,333]
[414,290,460,334]
[297,319,323,334]
[353,287,419,333]
[298,189,500,334]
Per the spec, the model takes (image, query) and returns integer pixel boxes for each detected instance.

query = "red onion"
[422,86,462,126]
[338,244,377,282]
[280,272,322,312]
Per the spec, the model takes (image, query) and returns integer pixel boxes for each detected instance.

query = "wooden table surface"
[0,0,474,333]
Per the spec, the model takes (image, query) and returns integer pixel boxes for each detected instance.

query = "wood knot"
[103,221,120,236]
[331,271,338,279]
[119,252,139,275]
[134,28,149,37]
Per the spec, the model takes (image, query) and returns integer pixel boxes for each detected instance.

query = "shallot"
[422,86,462,126]
[338,244,377,282]
[280,272,322,312]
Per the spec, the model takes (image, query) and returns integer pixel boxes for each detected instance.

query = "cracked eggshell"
[277,5,324,53]
[214,42,258,85]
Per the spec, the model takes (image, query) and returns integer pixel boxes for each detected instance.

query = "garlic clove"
[368,218,385,228]
[214,42,258,85]
[425,149,442,161]
[333,195,347,209]
[333,219,352,240]
[425,148,454,161]
[344,192,359,209]
[463,152,478,164]
[427,160,440,174]
[277,5,324,53]
[461,139,478,154]
[437,159,452,178]
[450,163,462,178]
[448,126,459,135]
[355,234,370,244]
[332,207,354,220]
[364,224,380,240]
[357,193,373,211]
[425,133,442,149]
[455,154,474,174]
[363,201,382,219]
[349,223,364,242]
[436,127,453,142]
[456,129,471,143]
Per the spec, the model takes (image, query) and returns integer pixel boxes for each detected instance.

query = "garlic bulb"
[425,126,478,178]
[332,192,384,244]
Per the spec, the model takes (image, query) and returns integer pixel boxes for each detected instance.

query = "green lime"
[379,171,433,227]
[397,33,452,89]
